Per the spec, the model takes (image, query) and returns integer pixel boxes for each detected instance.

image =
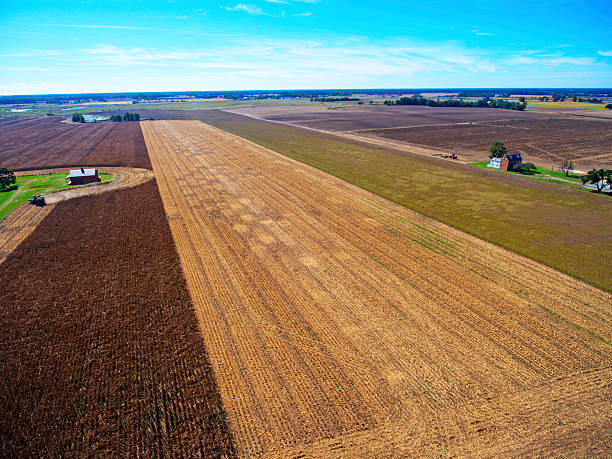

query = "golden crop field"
[141,120,611,457]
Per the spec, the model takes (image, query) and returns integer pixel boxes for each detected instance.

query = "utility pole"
[549,165,553,182]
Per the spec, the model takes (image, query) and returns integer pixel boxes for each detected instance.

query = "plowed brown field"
[354,117,612,169]
[141,120,611,457]
[0,181,234,457]
[0,117,151,170]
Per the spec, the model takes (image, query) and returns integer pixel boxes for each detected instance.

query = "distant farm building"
[487,157,502,169]
[501,153,523,171]
[67,168,99,185]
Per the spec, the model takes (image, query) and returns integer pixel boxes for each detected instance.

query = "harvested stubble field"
[0,181,234,457]
[141,119,612,457]
[171,109,612,292]
[354,117,612,169]
[0,116,151,170]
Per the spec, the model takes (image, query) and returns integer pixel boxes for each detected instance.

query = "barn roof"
[67,168,97,178]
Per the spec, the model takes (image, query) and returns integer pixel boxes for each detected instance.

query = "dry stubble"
[141,120,611,457]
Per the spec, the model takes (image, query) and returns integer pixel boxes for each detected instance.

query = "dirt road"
[141,120,611,457]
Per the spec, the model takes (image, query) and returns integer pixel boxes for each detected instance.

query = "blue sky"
[1,0,611,94]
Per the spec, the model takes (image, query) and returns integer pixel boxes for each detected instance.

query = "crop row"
[0,181,234,457]
[141,120,611,457]
[0,116,151,170]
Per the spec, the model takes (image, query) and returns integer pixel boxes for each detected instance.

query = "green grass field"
[0,173,112,221]
[0,98,316,118]
[193,110,612,292]
[526,101,607,109]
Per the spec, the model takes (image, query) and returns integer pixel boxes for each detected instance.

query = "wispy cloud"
[48,24,155,30]
[0,50,61,58]
[598,50,612,57]
[0,66,54,72]
[472,29,494,36]
[221,4,266,15]
[293,11,312,16]
[504,52,593,66]
[66,38,500,79]
[4,36,606,93]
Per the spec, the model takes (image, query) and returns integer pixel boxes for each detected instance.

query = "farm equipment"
[29,194,46,206]
[433,153,459,159]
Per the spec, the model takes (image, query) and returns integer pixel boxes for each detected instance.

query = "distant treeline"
[2,88,610,105]
[310,97,360,102]
[384,96,526,111]
[456,89,611,98]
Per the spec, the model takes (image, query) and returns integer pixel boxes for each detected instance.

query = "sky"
[1,0,611,95]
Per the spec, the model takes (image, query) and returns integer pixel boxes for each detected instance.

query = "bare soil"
[142,120,611,457]
[356,117,612,169]
[0,116,151,170]
[0,181,235,457]
[228,105,546,131]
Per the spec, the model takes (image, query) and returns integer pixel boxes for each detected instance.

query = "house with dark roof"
[66,168,99,185]
[501,153,522,171]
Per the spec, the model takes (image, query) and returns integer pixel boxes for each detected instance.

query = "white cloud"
[221,4,266,15]
[598,50,612,56]
[472,29,494,36]
[293,11,312,16]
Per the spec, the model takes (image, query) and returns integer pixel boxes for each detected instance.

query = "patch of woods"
[72,112,140,123]
[0,180,235,457]
[0,117,151,170]
[385,95,526,111]
[110,112,140,122]
[0,168,16,192]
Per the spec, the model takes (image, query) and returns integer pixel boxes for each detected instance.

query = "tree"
[606,104,612,110]
[122,112,140,122]
[583,168,612,192]
[514,162,537,174]
[488,140,507,159]
[561,159,575,176]
[71,113,84,123]
[110,114,123,122]
[518,97,525,102]
[0,168,17,191]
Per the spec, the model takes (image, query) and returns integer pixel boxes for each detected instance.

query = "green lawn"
[0,98,317,118]
[526,101,607,109]
[191,110,612,292]
[470,161,584,183]
[0,173,112,221]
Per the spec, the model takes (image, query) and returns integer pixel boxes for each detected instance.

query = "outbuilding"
[67,168,99,185]
[501,153,523,171]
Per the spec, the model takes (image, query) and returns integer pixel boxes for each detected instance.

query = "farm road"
[142,120,611,457]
